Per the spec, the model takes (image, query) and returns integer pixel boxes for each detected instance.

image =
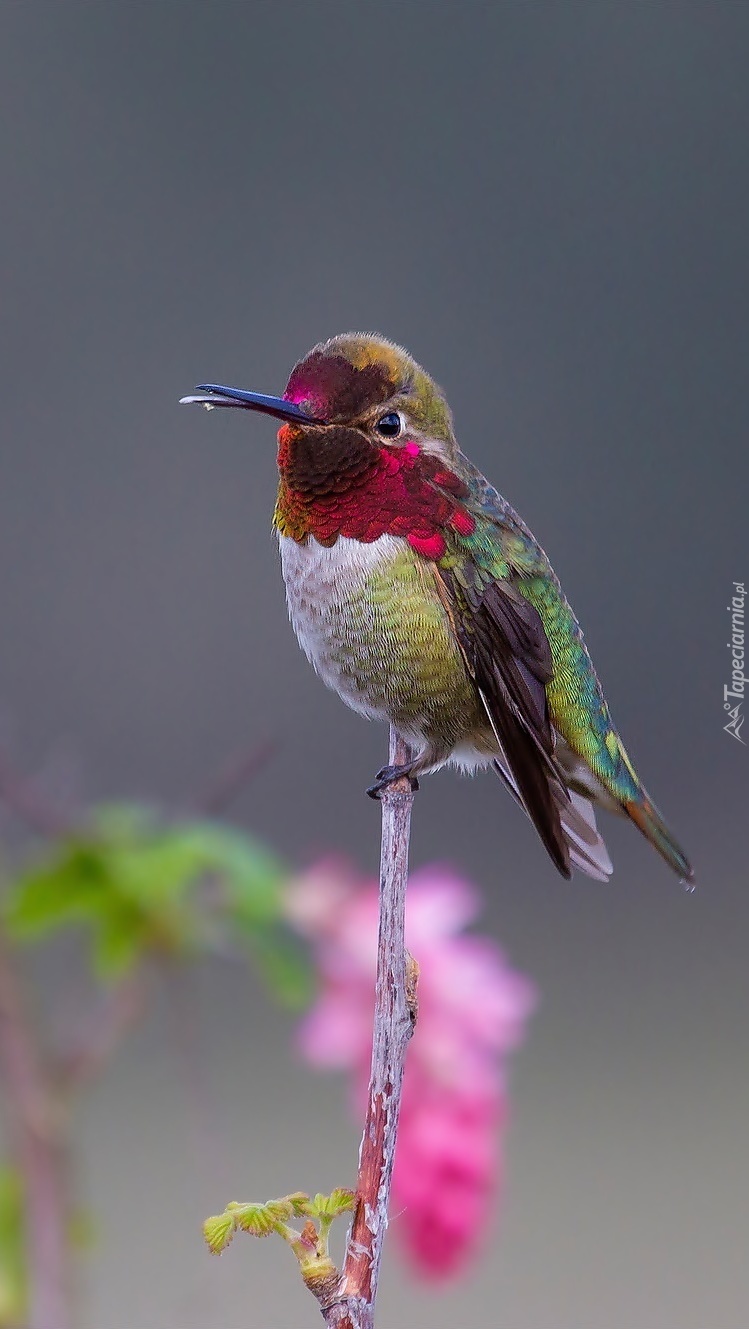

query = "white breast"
[278,532,401,719]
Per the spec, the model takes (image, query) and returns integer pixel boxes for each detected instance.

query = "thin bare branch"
[318,728,417,1329]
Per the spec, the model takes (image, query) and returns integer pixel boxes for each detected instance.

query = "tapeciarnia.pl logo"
[724,580,746,743]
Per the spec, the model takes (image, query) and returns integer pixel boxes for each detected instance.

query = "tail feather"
[492,747,693,885]
[493,758,613,882]
[625,797,695,886]
[560,791,613,883]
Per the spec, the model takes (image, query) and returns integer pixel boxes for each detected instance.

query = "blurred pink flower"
[285,860,536,1281]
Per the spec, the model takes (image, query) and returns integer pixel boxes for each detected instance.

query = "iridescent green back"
[440,453,644,805]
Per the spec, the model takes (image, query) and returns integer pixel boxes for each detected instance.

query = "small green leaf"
[5,844,112,936]
[309,1188,356,1219]
[287,1192,313,1217]
[327,1188,356,1216]
[230,1201,279,1237]
[203,1212,236,1255]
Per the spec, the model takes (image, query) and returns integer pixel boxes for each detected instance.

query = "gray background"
[1,2,748,1326]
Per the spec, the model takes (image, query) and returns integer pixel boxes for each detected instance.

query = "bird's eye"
[375,411,403,439]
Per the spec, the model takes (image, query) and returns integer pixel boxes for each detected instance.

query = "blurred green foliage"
[0,1168,25,1326]
[0,800,316,1322]
[2,805,312,1005]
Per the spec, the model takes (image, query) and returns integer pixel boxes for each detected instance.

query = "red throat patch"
[274,428,475,559]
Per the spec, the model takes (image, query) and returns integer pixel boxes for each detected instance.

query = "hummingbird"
[181,333,693,885]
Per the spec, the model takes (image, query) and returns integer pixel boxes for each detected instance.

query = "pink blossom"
[285,860,536,1281]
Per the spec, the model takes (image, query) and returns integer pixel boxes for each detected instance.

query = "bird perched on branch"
[182,333,693,885]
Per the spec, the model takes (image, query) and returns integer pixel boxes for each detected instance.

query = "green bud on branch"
[202,1188,356,1305]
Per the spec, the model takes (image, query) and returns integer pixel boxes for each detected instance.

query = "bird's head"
[181,333,458,466]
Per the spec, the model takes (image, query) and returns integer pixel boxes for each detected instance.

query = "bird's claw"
[366,764,419,799]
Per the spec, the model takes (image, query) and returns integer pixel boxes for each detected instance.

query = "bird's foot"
[366,763,419,800]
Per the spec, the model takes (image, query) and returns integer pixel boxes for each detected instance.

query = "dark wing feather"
[439,567,572,878]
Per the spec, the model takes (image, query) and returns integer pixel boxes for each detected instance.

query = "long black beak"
[179,383,326,426]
